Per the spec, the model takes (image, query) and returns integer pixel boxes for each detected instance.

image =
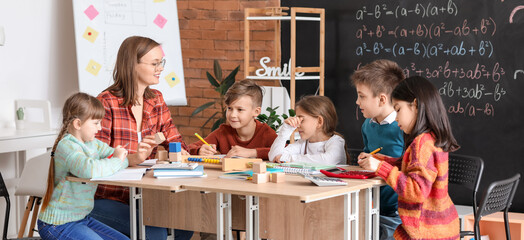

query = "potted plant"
[16,107,25,129]
[191,60,240,131]
[257,106,295,132]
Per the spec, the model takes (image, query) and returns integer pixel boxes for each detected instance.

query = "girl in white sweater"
[269,95,347,165]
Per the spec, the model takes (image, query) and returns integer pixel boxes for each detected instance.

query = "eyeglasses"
[139,58,166,69]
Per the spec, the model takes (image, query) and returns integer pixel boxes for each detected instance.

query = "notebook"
[153,165,204,177]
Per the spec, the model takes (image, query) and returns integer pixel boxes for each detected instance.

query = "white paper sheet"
[91,168,147,181]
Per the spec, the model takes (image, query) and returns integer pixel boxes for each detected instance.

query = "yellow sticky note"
[165,72,180,88]
[86,59,102,76]
[153,0,166,2]
[82,26,99,43]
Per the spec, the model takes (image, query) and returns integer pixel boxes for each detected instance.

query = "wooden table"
[69,167,384,240]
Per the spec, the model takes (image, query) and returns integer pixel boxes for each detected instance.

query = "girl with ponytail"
[38,92,129,240]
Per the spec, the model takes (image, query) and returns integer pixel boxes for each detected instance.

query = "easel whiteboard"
[72,0,186,105]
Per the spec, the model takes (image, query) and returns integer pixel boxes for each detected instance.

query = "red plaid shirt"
[94,89,188,204]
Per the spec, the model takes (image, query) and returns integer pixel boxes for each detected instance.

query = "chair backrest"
[347,148,363,166]
[0,172,11,240]
[474,173,520,240]
[476,173,520,218]
[15,151,51,198]
[448,153,484,191]
[448,154,484,225]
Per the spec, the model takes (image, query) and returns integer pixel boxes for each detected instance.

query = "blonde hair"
[224,80,263,107]
[104,36,160,106]
[41,92,105,211]
[350,59,405,97]
[295,95,338,136]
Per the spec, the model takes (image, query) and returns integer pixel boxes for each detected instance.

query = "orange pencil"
[369,147,382,155]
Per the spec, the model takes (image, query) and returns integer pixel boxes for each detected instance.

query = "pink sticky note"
[84,5,99,20]
[153,14,167,29]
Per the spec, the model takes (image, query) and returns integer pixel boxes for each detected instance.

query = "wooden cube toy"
[157,150,168,161]
[169,152,182,162]
[252,162,267,174]
[169,142,182,152]
[271,172,285,183]
[253,173,269,184]
[154,132,166,144]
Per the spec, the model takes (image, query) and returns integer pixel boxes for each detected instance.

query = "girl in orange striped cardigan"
[358,76,461,240]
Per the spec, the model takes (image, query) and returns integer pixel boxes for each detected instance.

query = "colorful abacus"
[187,157,221,164]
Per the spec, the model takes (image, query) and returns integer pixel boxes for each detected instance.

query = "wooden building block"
[271,172,285,183]
[253,173,269,184]
[222,158,263,171]
[154,132,166,144]
[158,150,168,161]
[169,142,182,152]
[169,152,182,162]
[253,162,267,173]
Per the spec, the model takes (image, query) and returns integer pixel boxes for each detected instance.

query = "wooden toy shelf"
[244,7,325,108]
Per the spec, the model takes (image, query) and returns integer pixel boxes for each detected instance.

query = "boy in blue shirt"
[350,59,405,240]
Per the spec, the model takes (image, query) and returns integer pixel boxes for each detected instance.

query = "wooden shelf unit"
[464,212,524,240]
[244,7,325,108]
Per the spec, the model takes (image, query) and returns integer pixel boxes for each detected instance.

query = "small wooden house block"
[253,173,269,184]
[252,162,267,174]
[271,172,285,183]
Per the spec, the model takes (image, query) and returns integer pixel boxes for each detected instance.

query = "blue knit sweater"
[39,134,128,225]
[361,118,404,216]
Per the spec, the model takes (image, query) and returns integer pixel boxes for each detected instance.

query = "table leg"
[245,196,259,240]
[372,186,380,240]
[216,193,233,240]
[129,187,145,240]
[344,190,359,240]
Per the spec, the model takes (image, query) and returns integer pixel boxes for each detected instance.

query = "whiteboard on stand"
[72,0,186,105]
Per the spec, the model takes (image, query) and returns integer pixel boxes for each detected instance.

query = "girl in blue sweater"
[38,92,130,240]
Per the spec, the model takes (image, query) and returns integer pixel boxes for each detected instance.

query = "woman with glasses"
[88,36,193,240]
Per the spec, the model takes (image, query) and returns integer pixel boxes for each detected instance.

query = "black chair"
[347,148,363,166]
[447,153,484,238]
[0,172,41,240]
[466,173,521,240]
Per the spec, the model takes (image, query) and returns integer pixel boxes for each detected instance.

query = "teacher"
[89,36,193,240]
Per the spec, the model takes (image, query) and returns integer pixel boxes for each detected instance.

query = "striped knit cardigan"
[375,132,460,240]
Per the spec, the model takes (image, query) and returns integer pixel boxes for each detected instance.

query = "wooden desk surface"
[182,170,374,203]
[66,168,224,191]
[68,167,375,202]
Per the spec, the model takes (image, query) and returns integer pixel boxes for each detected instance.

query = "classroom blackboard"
[281,0,524,212]
[72,0,187,105]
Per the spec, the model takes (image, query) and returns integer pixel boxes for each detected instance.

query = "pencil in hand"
[194,133,211,147]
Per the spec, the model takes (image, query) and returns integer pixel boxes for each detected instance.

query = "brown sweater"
[188,120,277,160]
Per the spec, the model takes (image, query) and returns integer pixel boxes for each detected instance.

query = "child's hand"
[358,155,380,172]
[272,154,283,163]
[113,145,128,161]
[226,146,256,158]
[284,116,301,128]
[199,144,217,155]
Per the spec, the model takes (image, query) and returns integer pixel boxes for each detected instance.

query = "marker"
[194,133,211,147]
[369,147,383,155]
[108,143,130,158]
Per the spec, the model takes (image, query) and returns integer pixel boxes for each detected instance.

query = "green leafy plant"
[16,107,24,120]
[257,106,296,131]
[191,60,240,131]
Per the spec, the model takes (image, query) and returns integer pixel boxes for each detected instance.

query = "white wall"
[0,0,79,237]
[0,0,79,128]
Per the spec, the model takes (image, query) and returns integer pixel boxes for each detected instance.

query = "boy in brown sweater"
[188,80,277,159]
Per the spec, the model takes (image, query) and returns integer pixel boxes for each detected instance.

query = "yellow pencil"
[194,133,211,147]
[370,147,382,155]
